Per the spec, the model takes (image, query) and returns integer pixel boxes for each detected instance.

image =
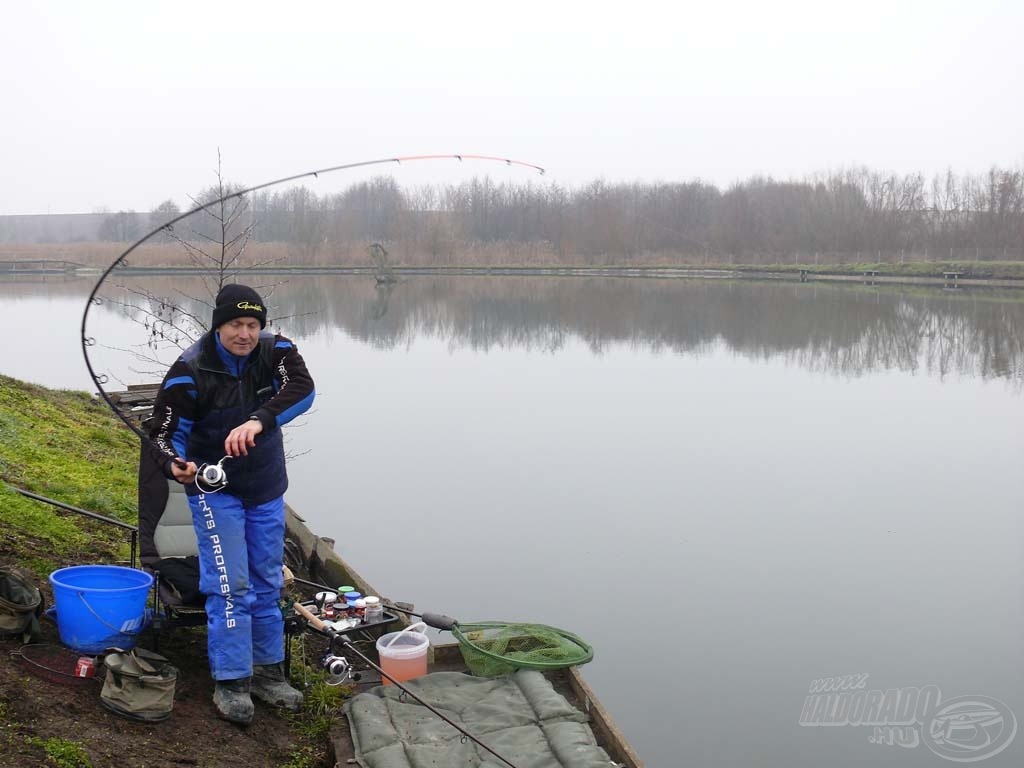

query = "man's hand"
[171,459,198,484]
[225,419,264,457]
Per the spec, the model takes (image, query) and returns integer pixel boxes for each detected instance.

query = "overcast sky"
[1,0,1020,214]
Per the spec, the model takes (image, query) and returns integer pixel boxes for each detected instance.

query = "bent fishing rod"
[81,154,545,470]
[292,601,521,768]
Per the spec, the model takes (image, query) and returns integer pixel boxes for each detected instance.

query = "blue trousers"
[189,492,285,681]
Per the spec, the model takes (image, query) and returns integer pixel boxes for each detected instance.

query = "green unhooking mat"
[343,670,614,768]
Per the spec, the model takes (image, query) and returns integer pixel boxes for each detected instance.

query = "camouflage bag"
[0,565,43,643]
[100,647,178,722]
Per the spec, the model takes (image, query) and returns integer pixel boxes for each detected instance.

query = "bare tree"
[170,150,258,297]
[109,152,285,375]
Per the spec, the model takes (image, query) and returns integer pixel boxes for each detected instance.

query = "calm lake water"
[3,274,1023,767]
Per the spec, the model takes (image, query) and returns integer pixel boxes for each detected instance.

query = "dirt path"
[0,618,330,768]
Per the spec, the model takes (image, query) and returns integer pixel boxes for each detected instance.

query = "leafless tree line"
[87,165,1024,265]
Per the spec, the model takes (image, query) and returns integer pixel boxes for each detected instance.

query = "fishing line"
[81,154,545,461]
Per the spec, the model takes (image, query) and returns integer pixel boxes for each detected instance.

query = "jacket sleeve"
[147,359,198,479]
[251,335,315,432]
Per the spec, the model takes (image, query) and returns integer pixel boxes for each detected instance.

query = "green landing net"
[451,621,594,678]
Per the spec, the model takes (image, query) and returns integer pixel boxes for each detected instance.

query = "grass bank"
[0,374,344,768]
[0,375,137,573]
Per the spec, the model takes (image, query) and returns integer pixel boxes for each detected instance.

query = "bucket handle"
[76,591,147,637]
[382,621,426,650]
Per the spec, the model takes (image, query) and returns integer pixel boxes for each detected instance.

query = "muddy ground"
[0,558,339,768]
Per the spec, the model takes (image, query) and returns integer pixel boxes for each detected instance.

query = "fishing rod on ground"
[290,600,522,768]
[291,584,593,768]
[3,482,139,566]
[80,154,545,486]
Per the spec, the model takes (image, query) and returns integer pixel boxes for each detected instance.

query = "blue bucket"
[49,565,153,654]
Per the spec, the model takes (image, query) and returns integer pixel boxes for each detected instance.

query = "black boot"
[213,677,254,724]
[252,662,303,712]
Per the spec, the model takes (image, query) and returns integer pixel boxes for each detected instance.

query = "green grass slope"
[0,374,138,573]
[0,375,343,767]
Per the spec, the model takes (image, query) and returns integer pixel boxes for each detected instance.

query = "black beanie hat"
[212,284,267,329]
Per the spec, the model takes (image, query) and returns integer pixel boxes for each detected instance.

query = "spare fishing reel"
[195,456,232,493]
[322,652,359,686]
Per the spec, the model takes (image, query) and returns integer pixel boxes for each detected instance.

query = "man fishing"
[148,284,315,724]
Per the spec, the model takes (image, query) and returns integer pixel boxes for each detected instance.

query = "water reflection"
[5,273,1023,768]
[6,275,1024,383]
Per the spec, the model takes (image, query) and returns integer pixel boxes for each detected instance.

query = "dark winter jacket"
[147,330,315,506]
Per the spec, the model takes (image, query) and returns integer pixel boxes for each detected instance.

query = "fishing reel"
[322,652,359,686]
[195,456,232,493]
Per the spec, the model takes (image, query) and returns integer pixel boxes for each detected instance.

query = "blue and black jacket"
[148,330,315,505]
